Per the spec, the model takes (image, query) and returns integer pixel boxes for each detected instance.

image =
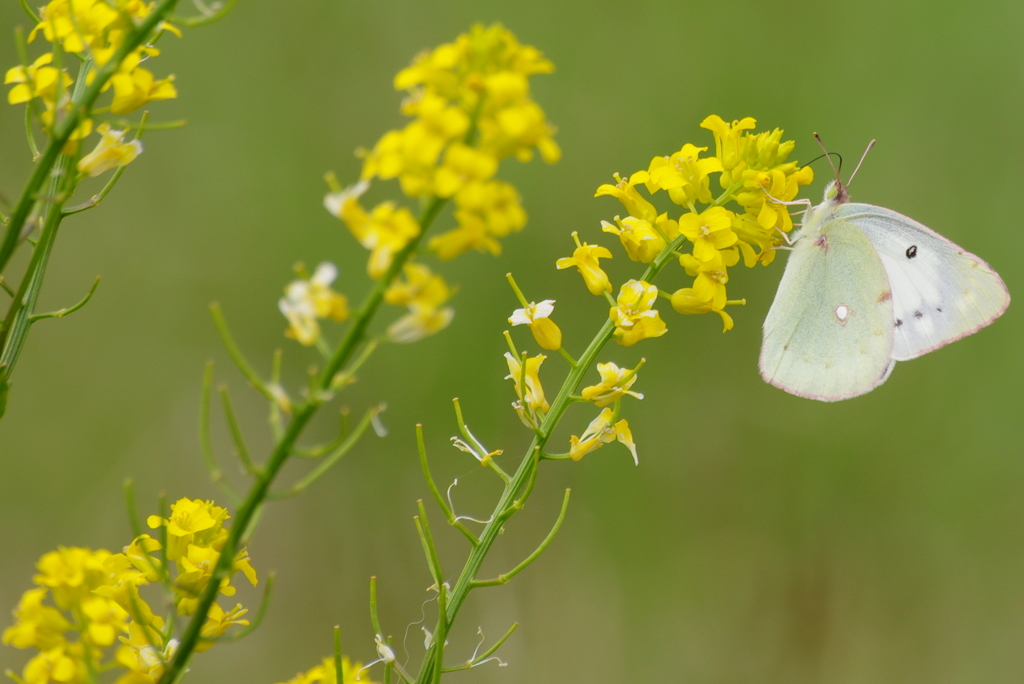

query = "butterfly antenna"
[846,139,876,188]
[813,132,842,181]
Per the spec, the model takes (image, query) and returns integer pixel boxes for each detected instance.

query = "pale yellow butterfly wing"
[760,219,895,401]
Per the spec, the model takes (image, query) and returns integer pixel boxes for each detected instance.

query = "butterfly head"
[823,179,849,207]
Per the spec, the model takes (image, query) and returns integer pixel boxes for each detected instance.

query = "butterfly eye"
[905,245,918,259]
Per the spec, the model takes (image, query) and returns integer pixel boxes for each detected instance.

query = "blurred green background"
[2,1,1023,682]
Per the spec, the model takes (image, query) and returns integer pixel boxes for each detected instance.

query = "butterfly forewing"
[761,219,895,401]
[835,204,1010,361]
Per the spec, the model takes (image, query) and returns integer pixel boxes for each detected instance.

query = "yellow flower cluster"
[354,23,559,261]
[591,115,813,332]
[4,0,179,169]
[2,499,255,684]
[384,262,456,343]
[280,262,350,347]
[276,655,375,684]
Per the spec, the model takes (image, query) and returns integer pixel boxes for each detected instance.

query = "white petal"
[311,262,338,287]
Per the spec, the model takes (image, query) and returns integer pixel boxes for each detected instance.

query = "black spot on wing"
[913,310,924,319]
[906,245,918,259]
[895,319,903,327]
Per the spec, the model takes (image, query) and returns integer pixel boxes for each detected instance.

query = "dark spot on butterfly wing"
[913,310,924,319]
[895,319,903,328]
[906,245,918,258]
[936,306,943,312]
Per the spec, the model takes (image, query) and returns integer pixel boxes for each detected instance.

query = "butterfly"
[760,139,1010,402]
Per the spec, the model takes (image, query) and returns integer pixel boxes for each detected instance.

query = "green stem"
[0,0,182,276]
[413,235,685,684]
[156,194,449,684]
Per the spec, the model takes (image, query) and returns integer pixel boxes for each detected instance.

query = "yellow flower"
[29,0,121,54]
[22,642,82,684]
[671,249,740,332]
[508,299,562,351]
[4,53,72,105]
[609,280,666,347]
[677,249,737,311]
[581,362,644,407]
[196,603,249,652]
[433,143,498,198]
[504,351,549,423]
[339,199,421,278]
[594,172,658,223]
[2,588,71,650]
[97,48,176,115]
[699,114,757,178]
[146,498,229,561]
[384,262,454,309]
[677,206,737,261]
[641,143,723,206]
[115,619,176,682]
[385,263,456,343]
[276,656,374,684]
[387,306,454,343]
[79,595,128,647]
[92,572,157,626]
[568,408,637,464]
[735,165,813,233]
[324,180,369,220]
[278,262,350,345]
[601,216,666,264]
[76,123,142,176]
[428,210,502,260]
[556,238,613,296]
[33,547,112,610]
[453,179,526,238]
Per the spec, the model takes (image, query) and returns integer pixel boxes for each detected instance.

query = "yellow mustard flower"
[29,0,121,54]
[22,642,82,684]
[387,305,455,343]
[385,262,456,343]
[601,216,666,264]
[428,210,502,260]
[594,172,658,223]
[146,498,229,562]
[79,595,128,647]
[677,249,738,311]
[276,656,374,684]
[609,280,666,347]
[33,547,112,610]
[504,351,549,423]
[384,262,454,309]
[556,237,613,296]
[115,619,176,682]
[196,603,249,652]
[92,571,157,626]
[568,408,637,464]
[735,165,813,234]
[677,206,738,261]
[433,143,498,198]
[640,143,723,207]
[454,179,526,238]
[581,362,644,407]
[2,588,71,650]
[700,114,757,180]
[102,47,177,113]
[279,262,350,346]
[342,199,421,279]
[77,123,143,177]
[508,299,562,351]
[4,53,72,105]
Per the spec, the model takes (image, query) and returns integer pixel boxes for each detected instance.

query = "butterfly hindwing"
[834,203,1010,361]
[761,219,895,401]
